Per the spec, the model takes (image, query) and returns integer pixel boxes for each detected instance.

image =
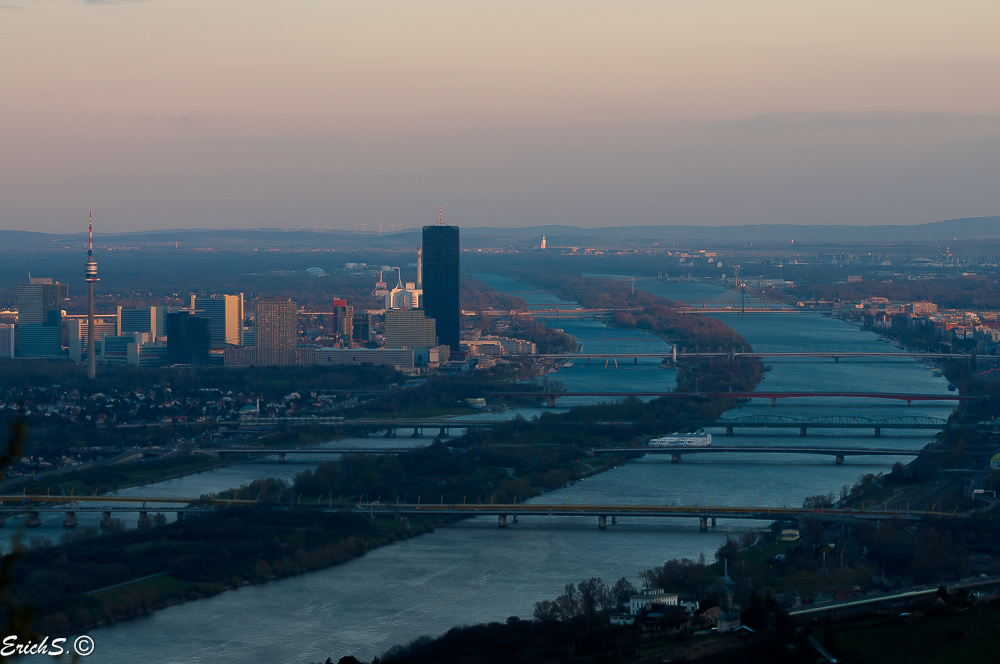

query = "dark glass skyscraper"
[421,224,460,350]
[166,311,211,365]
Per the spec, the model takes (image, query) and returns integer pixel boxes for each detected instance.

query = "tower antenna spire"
[439,206,443,225]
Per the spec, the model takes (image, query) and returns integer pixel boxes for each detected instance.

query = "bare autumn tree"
[576,577,605,616]
[611,577,637,612]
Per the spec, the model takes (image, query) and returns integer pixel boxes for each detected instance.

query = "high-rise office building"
[191,294,244,347]
[0,324,14,358]
[16,277,68,358]
[384,308,438,349]
[254,297,297,366]
[330,299,353,346]
[166,311,211,365]
[421,223,460,350]
[118,306,166,339]
[67,317,116,362]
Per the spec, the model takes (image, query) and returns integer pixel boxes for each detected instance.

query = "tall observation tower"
[84,212,99,379]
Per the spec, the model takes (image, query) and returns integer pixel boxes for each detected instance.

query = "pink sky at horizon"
[2,0,999,233]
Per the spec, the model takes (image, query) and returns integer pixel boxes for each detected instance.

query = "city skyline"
[2,1,999,233]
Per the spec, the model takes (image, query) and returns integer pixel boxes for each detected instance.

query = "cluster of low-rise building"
[835,297,1000,353]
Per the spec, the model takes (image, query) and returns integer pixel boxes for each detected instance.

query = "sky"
[2,0,999,233]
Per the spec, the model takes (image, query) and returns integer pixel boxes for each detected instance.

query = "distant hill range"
[462,216,1000,247]
[2,216,997,250]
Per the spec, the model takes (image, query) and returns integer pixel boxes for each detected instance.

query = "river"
[72,277,954,663]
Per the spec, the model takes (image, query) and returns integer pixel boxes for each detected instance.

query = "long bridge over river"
[194,441,929,464]
[502,391,974,407]
[353,501,967,530]
[534,351,996,362]
[491,307,836,319]
[592,445,928,464]
[0,495,968,531]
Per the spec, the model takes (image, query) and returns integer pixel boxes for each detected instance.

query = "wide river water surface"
[75,278,954,663]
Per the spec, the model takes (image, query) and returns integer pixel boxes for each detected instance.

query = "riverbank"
[7,508,450,635]
[3,437,631,635]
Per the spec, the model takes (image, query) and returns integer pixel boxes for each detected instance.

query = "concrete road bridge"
[194,447,421,462]
[0,495,966,531]
[591,445,927,464]
[533,351,995,362]
[355,501,968,530]
[237,417,495,436]
[501,391,974,407]
[705,414,950,436]
[0,494,254,528]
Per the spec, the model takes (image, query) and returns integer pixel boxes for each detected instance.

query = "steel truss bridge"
[0,495,967,531]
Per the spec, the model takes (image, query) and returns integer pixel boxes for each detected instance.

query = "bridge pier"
[63,511,77,528]
[137,511,152,529]
[612,516,617,525]
[277,453,286,463]
[385,428,396,438]
[834,356,839,363]
[712,517,716,527]
[671,453,682,463]
[100,511,113,528]
[799,427,807,437]
[598,516,607,530]
[726,427,734,436]
[439,427,448,438]
[771,397,777,406]
[512,515,518,523]
[699,517,708,531]
[0,513,6,528]
[412,428,422,438]
[498,515,508,528]
[26,511,41,527]
[874,427,881,437]
[634,357,638,365]
[835,455,845,465]
[546,395,556,407]
[176,511,185,521]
